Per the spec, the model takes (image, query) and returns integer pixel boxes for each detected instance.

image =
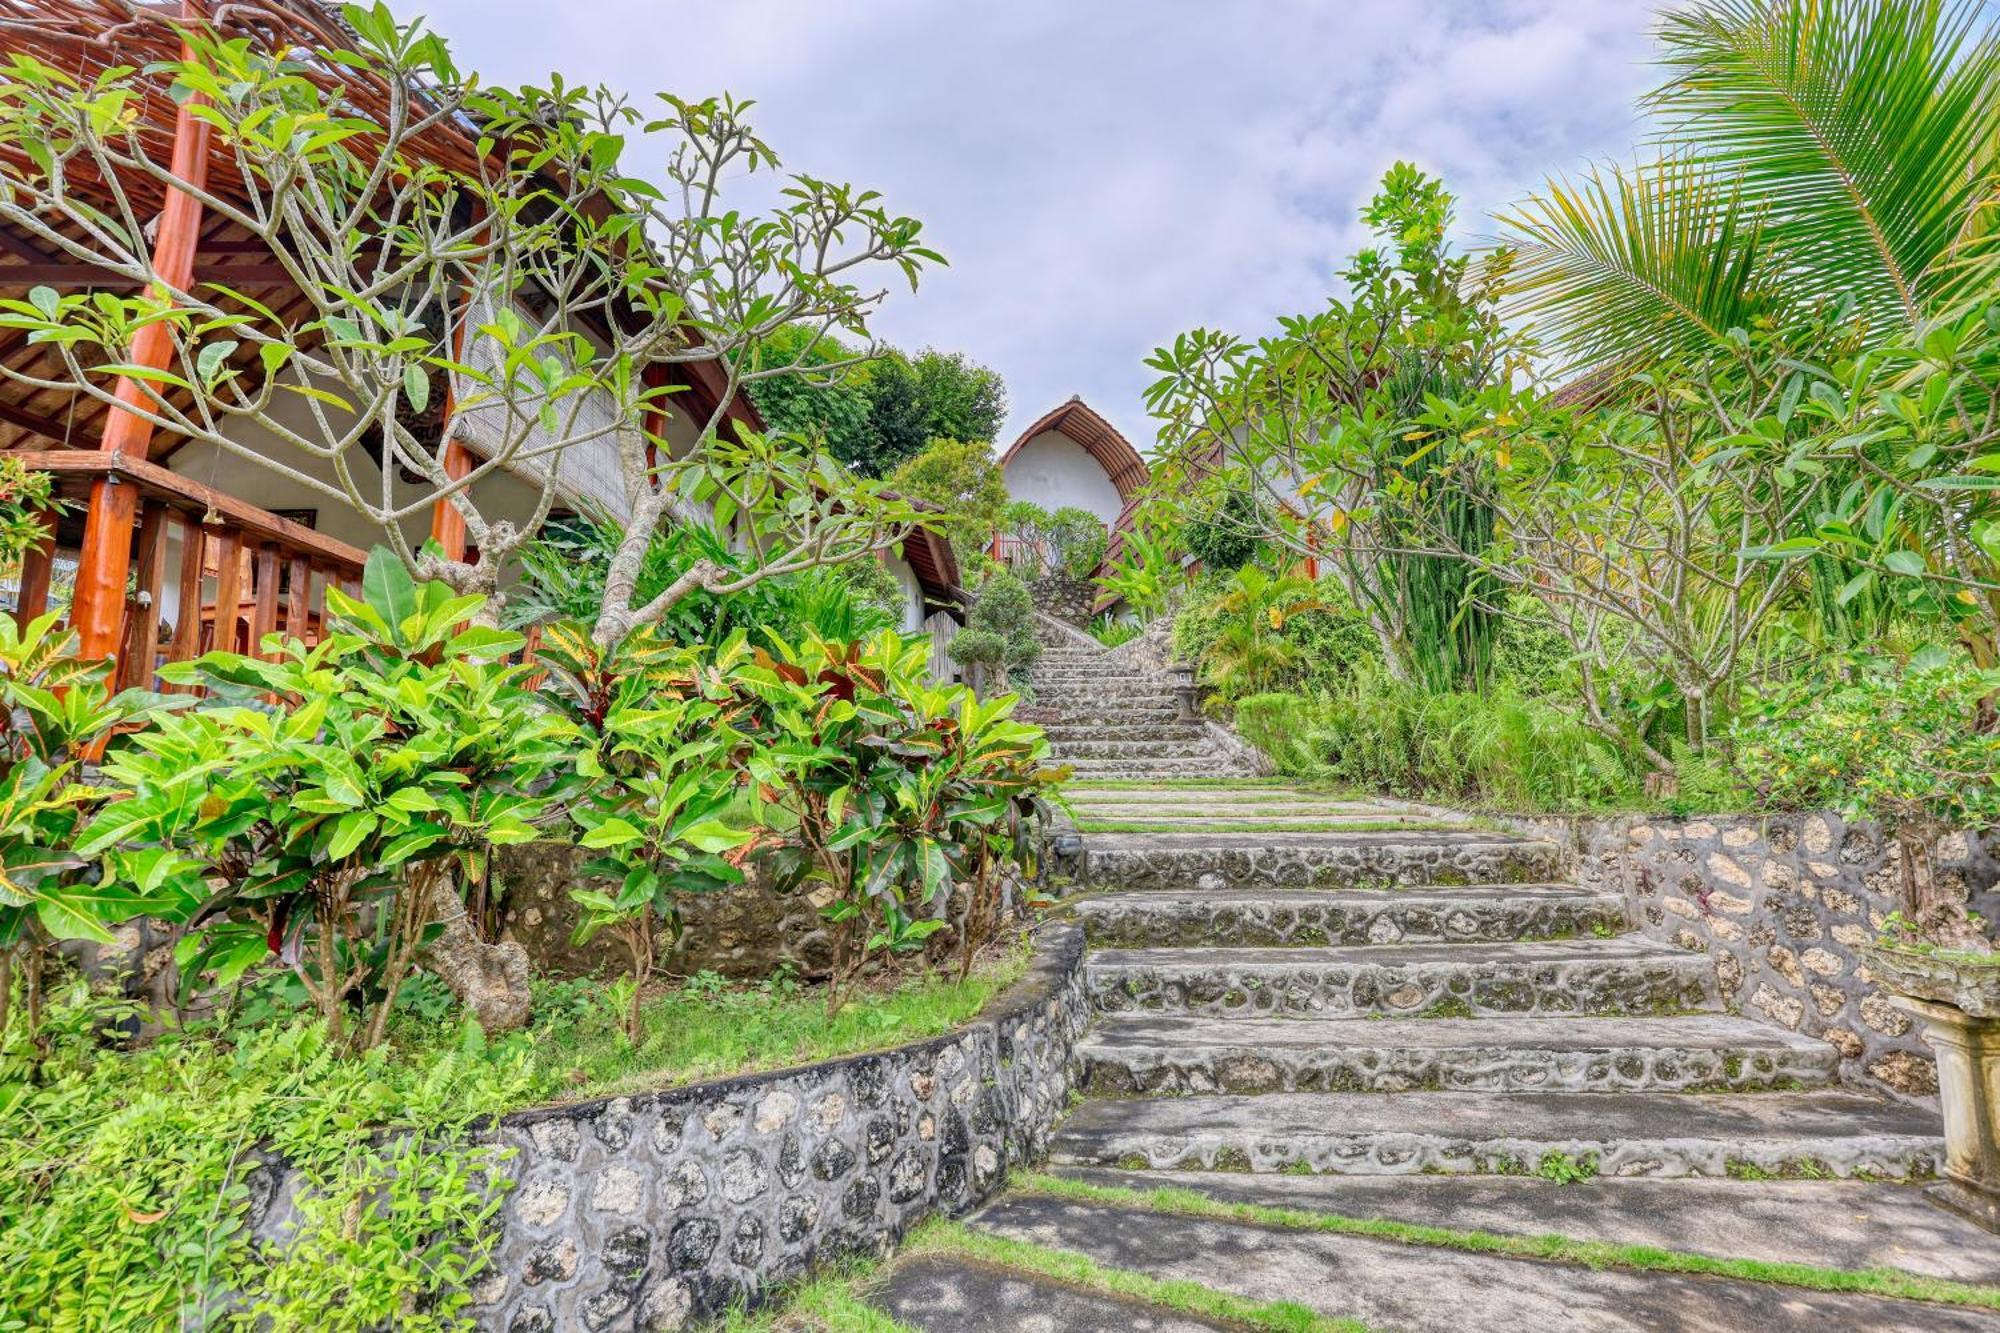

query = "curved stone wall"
[244,925,1088,1331]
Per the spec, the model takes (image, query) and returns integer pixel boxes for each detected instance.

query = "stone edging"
[245,923,1089,1332]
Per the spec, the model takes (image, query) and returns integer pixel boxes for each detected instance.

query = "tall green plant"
[533,621,753,1043]
[1145,165,1513,691]
[0,614,180,1047]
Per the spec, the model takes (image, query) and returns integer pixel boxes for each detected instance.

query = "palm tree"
[1498,0,2000,375]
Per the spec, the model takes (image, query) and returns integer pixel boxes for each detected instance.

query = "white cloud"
[413,0,1660,449]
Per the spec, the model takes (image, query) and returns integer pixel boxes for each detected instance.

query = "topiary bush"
[949,569,1042,689]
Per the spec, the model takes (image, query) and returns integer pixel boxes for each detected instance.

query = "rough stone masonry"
[242,925,1088,1331]
[1552,813,2000,1103]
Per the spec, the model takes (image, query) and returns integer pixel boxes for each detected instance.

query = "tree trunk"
[1899,825,1989,952]
[417,874,533,1034]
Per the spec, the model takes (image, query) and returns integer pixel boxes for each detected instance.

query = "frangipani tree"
[0,2,937,644]
[1143,165,1515,692]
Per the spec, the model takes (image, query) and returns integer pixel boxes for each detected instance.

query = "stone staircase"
[1050,784,1942,1183]
[1025,635,1262,782]
[865,778,1999,1331]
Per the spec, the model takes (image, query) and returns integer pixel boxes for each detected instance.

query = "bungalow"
[0,0,957,687]
[994,396,1150,596]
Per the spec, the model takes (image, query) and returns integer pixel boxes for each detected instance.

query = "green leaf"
[678,819,749,854]
[403,362,430,414]
[580,817,644,850]
[325,809,378,860]
[361,547,417,637]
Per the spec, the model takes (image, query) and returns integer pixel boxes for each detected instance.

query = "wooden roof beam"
[0,261,294,288]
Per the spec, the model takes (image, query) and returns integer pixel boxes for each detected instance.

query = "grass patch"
[1065,778,1318,791]
[1014,1173,2000,1311]
[721,1218,1367,1332]
[536,949,1028,1104]
[717,1255,914,1331]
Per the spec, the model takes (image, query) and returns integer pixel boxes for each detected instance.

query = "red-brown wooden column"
[428,217,489,563]
[69,6,212,665]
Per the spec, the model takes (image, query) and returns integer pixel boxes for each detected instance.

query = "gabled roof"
[997,396,1150,503]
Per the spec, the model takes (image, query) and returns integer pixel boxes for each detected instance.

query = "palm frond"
[1652,0,2000,329]
[1495,158,1771,374]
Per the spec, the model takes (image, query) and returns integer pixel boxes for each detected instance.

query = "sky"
[413,1,1665,452]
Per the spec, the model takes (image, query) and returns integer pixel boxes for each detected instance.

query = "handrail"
[17,448,369,572]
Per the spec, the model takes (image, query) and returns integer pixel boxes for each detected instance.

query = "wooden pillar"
[428,214,488,563]
[165,513,205,686]
[250,541,279,657]
[69,8,212,666]
[12,506,58,628]
[115,503,169,690]
[284,553,309,646]
[209,529,242,654]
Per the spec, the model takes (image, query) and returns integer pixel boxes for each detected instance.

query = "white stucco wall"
[1001,431,1123,525]
[882,549,926,633]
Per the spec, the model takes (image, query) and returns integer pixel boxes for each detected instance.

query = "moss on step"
[1011,1174,2000,1312]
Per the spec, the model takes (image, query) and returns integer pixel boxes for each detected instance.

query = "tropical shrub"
[1183,488,1265,573]
[0,454,58,577]
[1198,566,1322,699]
[1735,656,2000,947]
[738,631,1055,1010]
[85,553,574,1049]
[0,613,180,1047]
[510,508,898,645]
[1235,667,1648,812]
[533,622,754,1042]
[1045,506,1110,580]
[1090,616,1142,649]
[1095,514,1185,620]
[949,568,1040,691]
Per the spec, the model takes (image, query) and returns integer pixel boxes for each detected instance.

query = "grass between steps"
[1065,778,1321,790]
[1074,819,1448,835]
[720,1218,1366,1332]
[1013,1173,2000,1312]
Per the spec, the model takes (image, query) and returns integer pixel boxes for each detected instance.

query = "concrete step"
[1080,829,1566,891]
[967,1194,1990,1332]
[1032,685,1181,704]
[1039,723,1211,743]
[872,1252,1236,1332]
[1052,1167,2000,1286]
[1067,799,1425,817]
[1047,737,1230,761]
[1071,815,1457,835]
[1078,1013,1839,1095]
[1060,760,1266,781]
[1049,1089,1944,1180]
[1084,939,1717,1018]
[1069,886,1624,948]
[1039,705,1186,725]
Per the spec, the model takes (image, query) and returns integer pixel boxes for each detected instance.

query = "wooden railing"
[14,449,367,689]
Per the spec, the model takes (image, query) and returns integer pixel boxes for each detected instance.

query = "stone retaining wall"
[243,925,1087,1331]
[497,843,833,982]
[1539,813,2000,1104]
